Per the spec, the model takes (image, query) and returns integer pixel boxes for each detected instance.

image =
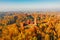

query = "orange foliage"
[0,12,60,40]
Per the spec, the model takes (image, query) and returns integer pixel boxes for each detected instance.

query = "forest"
[0,12,60,40]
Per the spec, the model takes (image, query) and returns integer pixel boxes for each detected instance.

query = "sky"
[0,0,60,11]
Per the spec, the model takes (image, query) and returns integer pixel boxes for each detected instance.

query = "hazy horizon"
[0,0,60,12]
